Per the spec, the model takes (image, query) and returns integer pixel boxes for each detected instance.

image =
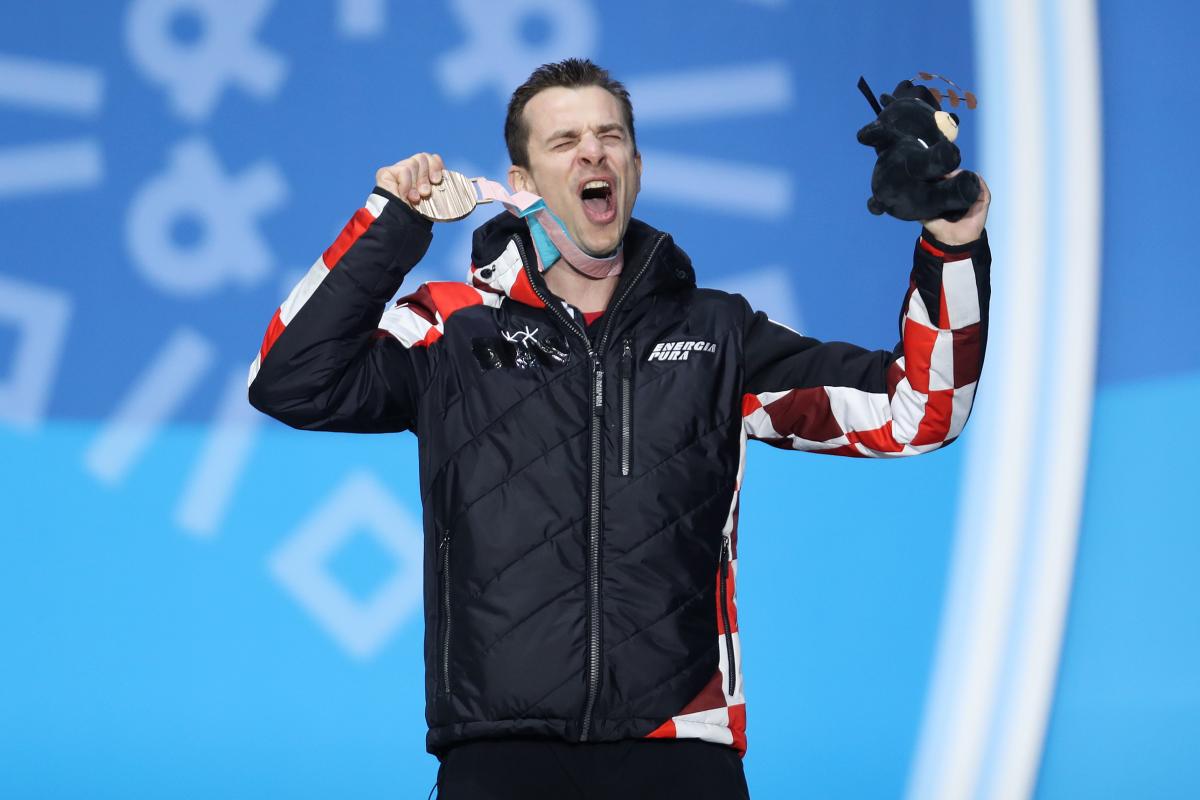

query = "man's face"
[508,86,642,258]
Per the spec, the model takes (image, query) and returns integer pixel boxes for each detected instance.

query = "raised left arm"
[740,227,991,457]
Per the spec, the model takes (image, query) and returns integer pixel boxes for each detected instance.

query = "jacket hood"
[466,209,696,309]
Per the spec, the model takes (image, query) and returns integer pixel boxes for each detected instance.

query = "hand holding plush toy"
[856,75,982,224]
[923,168,990,246]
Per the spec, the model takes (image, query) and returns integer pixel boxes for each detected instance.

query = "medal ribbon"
[471,178,624,279]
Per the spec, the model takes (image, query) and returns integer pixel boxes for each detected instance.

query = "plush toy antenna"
[913,71,979,109]
[857,76,883,116]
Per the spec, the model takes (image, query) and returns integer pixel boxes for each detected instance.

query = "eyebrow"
[544,123,627,143]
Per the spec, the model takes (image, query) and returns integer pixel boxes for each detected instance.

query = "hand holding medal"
[375,152,463,218]
[375,152,501,221]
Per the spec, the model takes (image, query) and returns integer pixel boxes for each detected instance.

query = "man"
[248,59,990,799]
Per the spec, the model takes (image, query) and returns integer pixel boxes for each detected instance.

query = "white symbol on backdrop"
[336,0,385,39]
[437,0,597,101]
[625,61,795,220]
[269,471,424,660]
[0,275,72,431]
[627,62,793,126]
[0,53,104,197]
[125,0,287,121]
[712,265,803,333]
[126,138,287,297]
[175,366,264,537]
[638,148,792,219]
[81,328,263,539]
[620,62,801,325]
[84,327,215,484]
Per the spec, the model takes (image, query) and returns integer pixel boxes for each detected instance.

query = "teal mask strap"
[517,199,563,271]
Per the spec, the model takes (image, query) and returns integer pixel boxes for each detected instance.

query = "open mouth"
[579,179,616,225]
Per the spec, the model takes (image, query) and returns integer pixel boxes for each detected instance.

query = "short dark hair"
[505,58,637,169]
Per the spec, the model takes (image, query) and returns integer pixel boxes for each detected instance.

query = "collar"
[467,211,695,310]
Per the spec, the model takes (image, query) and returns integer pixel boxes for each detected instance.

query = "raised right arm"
[246,185,436,432]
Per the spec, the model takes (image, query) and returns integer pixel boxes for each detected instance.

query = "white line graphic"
[336,0,385,37]
[906,1,1102,798]
[907,0,1048,795]
[627,62,792,125]
[84,328,214,485]
[980,1,1102,797]
[638,149,791,218]
[712,265,803,334]
[0,275,72,430]
[0,140,103,198]
[175,366,264,538]
[0,54,103,115]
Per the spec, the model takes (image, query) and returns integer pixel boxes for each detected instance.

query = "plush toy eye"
[934,110,959,142]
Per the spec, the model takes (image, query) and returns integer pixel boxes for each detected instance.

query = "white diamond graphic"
[269,470,422,660]
[0,274,71,430]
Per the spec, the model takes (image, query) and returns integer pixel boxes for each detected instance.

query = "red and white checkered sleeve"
[740,231,990,457]
[246,187,441,433]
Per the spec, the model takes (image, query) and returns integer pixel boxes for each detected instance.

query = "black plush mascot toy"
[856,74,981,222]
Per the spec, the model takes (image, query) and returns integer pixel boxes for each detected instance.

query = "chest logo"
[647,340,718,362]
[472,325,570,370]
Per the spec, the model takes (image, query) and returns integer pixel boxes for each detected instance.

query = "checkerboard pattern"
[743,237,984,457]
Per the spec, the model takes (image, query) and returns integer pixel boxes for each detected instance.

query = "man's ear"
[634,150,642,192]
[508,165,534,194]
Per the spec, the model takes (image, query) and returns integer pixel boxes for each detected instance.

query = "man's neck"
[542,258,619,314]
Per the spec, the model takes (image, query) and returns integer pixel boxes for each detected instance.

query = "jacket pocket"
[719,535,736,696]
[620,338,633,476]
[438,529,452,695]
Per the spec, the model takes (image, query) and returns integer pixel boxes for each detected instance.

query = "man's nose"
[577,133,605,163]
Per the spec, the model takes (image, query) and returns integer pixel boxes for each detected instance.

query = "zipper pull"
[620,338,632,377]
[720,535,730,575]
[592,359,605,416]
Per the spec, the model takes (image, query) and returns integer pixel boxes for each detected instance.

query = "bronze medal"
[411,170,482,222]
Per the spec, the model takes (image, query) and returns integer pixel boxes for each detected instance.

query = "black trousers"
[434,737,751,799]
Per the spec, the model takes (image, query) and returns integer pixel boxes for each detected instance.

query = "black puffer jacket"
[248,187,990,756]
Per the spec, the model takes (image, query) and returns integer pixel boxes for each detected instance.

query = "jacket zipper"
[719,535,737,696]
[620,338,633,476]
[439,529,452,695]
[514,234,667,741]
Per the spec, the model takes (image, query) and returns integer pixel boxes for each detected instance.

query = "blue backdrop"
[1,2,1195,798]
